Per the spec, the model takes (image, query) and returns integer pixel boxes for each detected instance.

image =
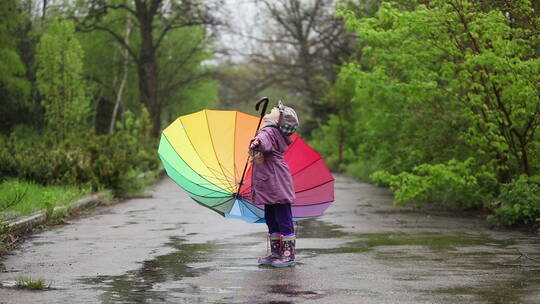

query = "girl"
[249,100,299,267]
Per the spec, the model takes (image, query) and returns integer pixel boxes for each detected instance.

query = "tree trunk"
[338,114,344,164]
[110,16,132,134]
[137,58,160,137]
[496,152,513,184]
[137,3,161,137]
[42,0,48,19]
[517,135,530,176]
[138,54,160,137]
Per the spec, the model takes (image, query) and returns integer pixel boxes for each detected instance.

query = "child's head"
[277,100,299,135]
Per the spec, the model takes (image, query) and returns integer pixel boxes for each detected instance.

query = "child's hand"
[249,138,261,150]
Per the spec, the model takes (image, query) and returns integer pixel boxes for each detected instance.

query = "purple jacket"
[250,126,296,205]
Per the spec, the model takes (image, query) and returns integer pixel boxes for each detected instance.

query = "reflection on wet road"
[1,175,539,303]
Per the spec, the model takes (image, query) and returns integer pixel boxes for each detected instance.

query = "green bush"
[83,110,158,195]
[0,110,159,196]
[306,0,540,226]
[370,158,494,209]
[487,175,540,226]
[309,115,345,171]
[345,158,382,182]
[0,131,92,185]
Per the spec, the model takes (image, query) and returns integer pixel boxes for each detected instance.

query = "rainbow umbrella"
[158,99,334,223]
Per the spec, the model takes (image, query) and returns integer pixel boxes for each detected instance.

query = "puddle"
[218,301,294,304]
[299,244,372,255]
[295,219,349,239]
[357,232,515,252]
[433,272,540,304]
[125,208,156,214]
[31,241,56,246]
[78,236,215,303]
[159,227,177,231]
[267,283,324,300]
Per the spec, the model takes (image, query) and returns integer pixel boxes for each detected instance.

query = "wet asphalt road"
[1,175,540,304]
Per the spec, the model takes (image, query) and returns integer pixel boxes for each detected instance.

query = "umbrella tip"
[233,192,244,200]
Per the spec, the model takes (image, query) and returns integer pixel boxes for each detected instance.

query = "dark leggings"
[264,203,294,235]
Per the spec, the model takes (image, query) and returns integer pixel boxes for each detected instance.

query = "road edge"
[0,168,165,254]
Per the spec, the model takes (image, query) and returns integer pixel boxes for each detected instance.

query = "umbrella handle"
[236,97,270,198]
[255,97,269,131]
[255,97,269,116]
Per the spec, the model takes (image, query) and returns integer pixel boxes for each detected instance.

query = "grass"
[15,276,51,290]
[0,178,90,221]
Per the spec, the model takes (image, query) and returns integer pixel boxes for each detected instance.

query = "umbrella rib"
[294,179,335,194]
[204,110,237,192]
[169,174,230,198]
[282,135,299,156]
[198,169,237,186]
[233,111,238,190]
[210,197,238,208]
[291,200,334,207]
[216,162,237,187]
[191,198,228,217]
[178,117,235,193]
[160,156,231,197]
[200,165,236,193]
[160,134,233,192]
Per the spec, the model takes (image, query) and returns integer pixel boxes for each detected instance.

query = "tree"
[249,0,357,101]
[35,19,90,142]
[73,0,220,137]
[0,0,31,133]
[109,13,132,134]
[224,0,368,135]
[331,0,540,184]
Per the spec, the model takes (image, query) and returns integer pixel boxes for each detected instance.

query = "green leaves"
[35,19,90,143]
[370,158,485,209]
[0,0,30,125]
[487,175,540,226]
[314,1,540,225]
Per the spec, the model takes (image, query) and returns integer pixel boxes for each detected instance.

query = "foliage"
[309,0,540,225]
[76,5,138,134]
[487,175,540,226]
[348,0,538,176]
[371,158,496,209]
[0,0,214,221]
[85,109,158,195]
[310,64,362,170]
[158,26,218,120]
[35,18,90,142]
[75,0,220,137]
[310,115,357,171]
[0,110,158,196]
[0,0,31,132]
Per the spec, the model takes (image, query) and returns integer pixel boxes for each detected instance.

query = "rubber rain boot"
[258,233,281,265]
[272,234,296,267]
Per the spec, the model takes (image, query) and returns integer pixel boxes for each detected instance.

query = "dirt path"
[1,175,539,303]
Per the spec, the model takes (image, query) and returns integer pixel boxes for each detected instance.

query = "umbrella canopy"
[158,109,334,223]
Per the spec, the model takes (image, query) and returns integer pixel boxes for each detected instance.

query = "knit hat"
[277,100,299,135]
